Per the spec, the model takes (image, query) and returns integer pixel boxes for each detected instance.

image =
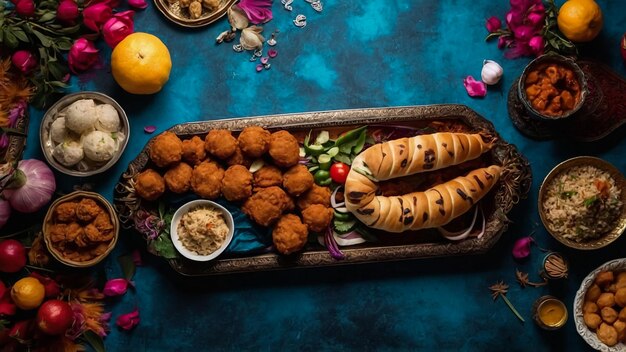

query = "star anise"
[489,281,525,323]
[515,269,548,288]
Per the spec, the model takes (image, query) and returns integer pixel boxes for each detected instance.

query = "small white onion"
[481,60,504,85]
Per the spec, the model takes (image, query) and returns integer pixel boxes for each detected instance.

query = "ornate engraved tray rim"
[114,104,532,276]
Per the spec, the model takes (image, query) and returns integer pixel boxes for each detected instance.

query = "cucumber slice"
[315,130,330,145]
[327,147,339,157]
[334,219,356,234]
[318,154,332,170]
[333,211,352,221]
[249,159,265,173]
[304,144,325,157]
[299,147,306,158]
[308,165,319,173]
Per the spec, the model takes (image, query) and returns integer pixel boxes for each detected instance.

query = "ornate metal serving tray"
[154,0,236,28]
[114,105,532,276]
[0,105,28,178]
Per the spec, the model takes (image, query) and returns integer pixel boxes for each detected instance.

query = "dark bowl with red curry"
[518,54,588,120]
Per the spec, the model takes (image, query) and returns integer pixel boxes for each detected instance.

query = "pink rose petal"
[463,76,487,97]
[103,278,132,297]
[128,0,148,9]
[256,64,263,72]
[116,308,140,330]
[268,49,277,58]
[260,57,269,65]
[144,125,156,134]
[512,236,534,260]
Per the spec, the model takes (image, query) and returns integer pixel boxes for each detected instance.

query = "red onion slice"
[437,206,479,241]
[331,186,345,208]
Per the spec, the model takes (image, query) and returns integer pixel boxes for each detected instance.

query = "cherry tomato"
[329,162,350,184]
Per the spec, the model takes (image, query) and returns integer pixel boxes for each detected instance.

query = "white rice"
[543,165,622,242]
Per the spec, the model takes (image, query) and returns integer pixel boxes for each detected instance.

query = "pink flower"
[103,278,133,297]
[498,36,513,49]
[15,0,35,17]
[128,0,148,9]
[527,11,544,28]
[463,76,487,97]
[237,0,273,24]
[68,38,100,73]
[102,10,134,48]
[529,35,544,55]
[485,16,501,33]
[116,308,140,330]
[56,0,79,24]
[83,3,113,32]
[530,2,545,14]
[512,236,534,260]
[11,50,37,74]
[512,25,534,41]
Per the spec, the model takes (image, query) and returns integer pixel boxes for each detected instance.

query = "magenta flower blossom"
[134,209,165,240]
[128,0,148,9]
[512,236,534,260]
[56,0,80,24]
[485,16,501,33]
[11,50,37,74]
[68,38,100,73]
[463,76,487,97]
[103,278,134,297]
[116,309,140,330]
[102,10,134,48]
[82,3,113,32]
[237,0,273,24]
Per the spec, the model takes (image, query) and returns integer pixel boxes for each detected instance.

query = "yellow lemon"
[557,0,603,42]
[11,277,45,310]
[111,32,172,95]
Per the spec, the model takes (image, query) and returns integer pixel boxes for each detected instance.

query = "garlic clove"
[240,25,265,51]
[481,59,504,85]
[227,5,249,30]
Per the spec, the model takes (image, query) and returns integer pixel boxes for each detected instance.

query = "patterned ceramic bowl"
[538,156,626,250]
[518,54,588,120]
[574,258,626,352]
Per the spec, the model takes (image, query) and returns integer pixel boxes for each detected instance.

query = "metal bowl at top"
[40,92,130,177]
[518,54,588,121]
[538,156,626,250]
[154,0,236,28]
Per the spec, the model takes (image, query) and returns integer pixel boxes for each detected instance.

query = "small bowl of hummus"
[170,200,234,261]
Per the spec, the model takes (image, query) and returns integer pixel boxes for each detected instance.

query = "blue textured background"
[19,0,626,350]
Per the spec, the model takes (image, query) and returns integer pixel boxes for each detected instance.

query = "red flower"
[529,35,544,55]
[68,38,100,73]
[56,0,80,24]
[128,0,148,9]
[83,3,113,32]
[11,50,37,74]
[102,10,134,48]
[15,0,35,17]
[485,16,501,33]
[116,308,139,330]
[102,278,133,297]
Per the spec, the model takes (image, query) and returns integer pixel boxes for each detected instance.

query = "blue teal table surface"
[19,0,626,350]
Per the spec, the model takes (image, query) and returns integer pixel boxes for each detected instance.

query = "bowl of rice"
[170,200,234,261]
[539,157,626,250]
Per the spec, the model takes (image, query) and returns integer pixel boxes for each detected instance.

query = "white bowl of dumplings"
[40,92,130,177]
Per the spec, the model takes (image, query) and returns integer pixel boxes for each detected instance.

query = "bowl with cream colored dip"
[170,199,234,261]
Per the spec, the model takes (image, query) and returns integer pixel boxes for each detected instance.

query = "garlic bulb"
[240,26,265,51]
[481,60,503,85]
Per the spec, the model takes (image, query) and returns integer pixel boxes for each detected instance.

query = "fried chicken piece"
[65,222,84,243]
[76,198,102,223]
[84,223,114,243]
[164,162,193,194]
[272,214,308,255]
[149,131,183,167]
[297,184,331,210]
[90,243,110,257]
[301,204,334,233]
[282,164,314,196]
[268,130,300,168]
[205,129,237,160]
[242,186,294,227]
[226,146,253,168]
[93,212,114,233]
[55,202,78,222]
[221,165,253,202]
[253,165,282,189]
[191,161,224,199]
[49,224,68,243]
[182,136,207,166]
[238,126,270,158]
[135,169,166,201]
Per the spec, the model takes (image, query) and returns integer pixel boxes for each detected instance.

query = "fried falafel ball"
[253,165,283,189]
[584,313,602,330]
[268,130,300,168]
[272,214,308,255]
[182,136,207,165]
[76,198,102,222]
[598,323,619,347]
[191,161,224,199]
[587,284,602,302]
[135,169,166,201]
[282,164,314,196]
[164,162,193,194]
[242,186,294,227]
[221,165,253,202]
[596,271,615,288]
[616,288,626,308]
[149,132,183,167]
[238,126,270,158]
[93,212,114,233]
[598,293,616,309]
[205,129,237,160]
[55,202,78,222]
[226,146,253,168]
[297,184,331,210]
[301,204,334,233]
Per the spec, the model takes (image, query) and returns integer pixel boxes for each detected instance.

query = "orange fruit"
[557,0,603,42]
[11,277,45,310]
[111,32,172,95]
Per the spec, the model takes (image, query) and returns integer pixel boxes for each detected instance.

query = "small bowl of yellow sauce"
[533,296,568,330]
